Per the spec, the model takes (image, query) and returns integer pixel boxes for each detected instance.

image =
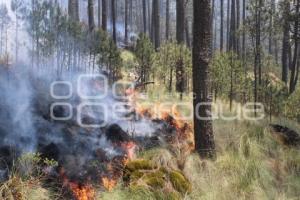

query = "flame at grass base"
[60,168,95,200]
[69,182,95,200]
[102,177,118,191]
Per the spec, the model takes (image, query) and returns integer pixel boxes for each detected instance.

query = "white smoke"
[0,65,163,180]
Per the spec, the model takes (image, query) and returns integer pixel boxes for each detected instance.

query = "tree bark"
[153,0,160,50]
[166,0,170,40]
[269,0,275,55]
[147,0,151,35]
[98,0,101,28]
[112,0,117,43]
[257,0,262,86]
[226,0,230,51]
[75,0,79,21]
[242,0,246,60]
[185,18,191,48]
[102,0,107,31]
[193,0,216,158]
[282,0,290,84]
[176,0,185,99]
[289,0,300,94]
[151,0,155,43]
[220,0,224,51]
[254,0,262,114]
[236,0,240,55]
[229,0,236,52]
[143,0,147,34]
[125,0,128,43]
[88,0,95,31]
[68,0,79,21]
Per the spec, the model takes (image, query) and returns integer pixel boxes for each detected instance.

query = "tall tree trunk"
[289,0,300,94]
[229,0,236,52]
[151,0,155,43]
[185,18,191,48]
[229,0,236,110]
[143,0,147,34]
[125,0,128,43]
[147,0,151,35]
[242,0,246,61]
[254,0,262,114]
[257,0,262,86]
[166,0,170,40]
[227,0,231,51]
[193,0,216,158]
[176,0,185,99]
[112,0,117,43]
[153,0,160,50]
[212,0,215,50]
[102,0,107,31]
[68,0,74,20]
[213,16,217,51]
[269,0,275,55]
[98,0,101,28]
[130,0,133,29]
[75,0,79,21]
[88,0,95,31]
[68,0,79,21]
[220,0,224,51]
[169,66,173,92]
[176,0,185,43]
[236,0,240,55]
[242,0,247,102]
[282,0,290,84]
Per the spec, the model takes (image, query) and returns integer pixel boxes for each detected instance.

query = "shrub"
[169,170,192,195]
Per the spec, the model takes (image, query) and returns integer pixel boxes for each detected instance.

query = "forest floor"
[2,105,299,200]
[97,88,300,200]
[1,51,300,200]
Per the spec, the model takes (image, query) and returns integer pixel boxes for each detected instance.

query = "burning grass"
[2,117,300,200]
[1,70,300,200]
[68,182,95,200]
[99,116,300,200]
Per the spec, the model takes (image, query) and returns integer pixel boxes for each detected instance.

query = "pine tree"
[193,0,216,158]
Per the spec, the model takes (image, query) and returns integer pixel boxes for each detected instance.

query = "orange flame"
[135,106,153,118]
[102,177,117,191]
[135,102,194,151]
[69,182,95,200]
[60,169,95,200]
[121,142,136,160]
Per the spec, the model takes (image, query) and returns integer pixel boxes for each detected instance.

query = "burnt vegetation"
[0,0,300,199]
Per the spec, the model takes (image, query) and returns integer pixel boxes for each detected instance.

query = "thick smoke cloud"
[0,66,162,180]
[0,68,36,152]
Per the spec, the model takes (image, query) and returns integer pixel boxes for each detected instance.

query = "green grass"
[182,118,300,200]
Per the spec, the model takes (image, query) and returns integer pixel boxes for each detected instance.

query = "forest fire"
[69,182,95,200]
[121,142,137,160]
[0,67,195,199]
[1,0,299,198]
[102,177,117,191]
[134,101,195,153]
[60,168,95,200]
[135,102,194,142]
[57,140,137,199]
